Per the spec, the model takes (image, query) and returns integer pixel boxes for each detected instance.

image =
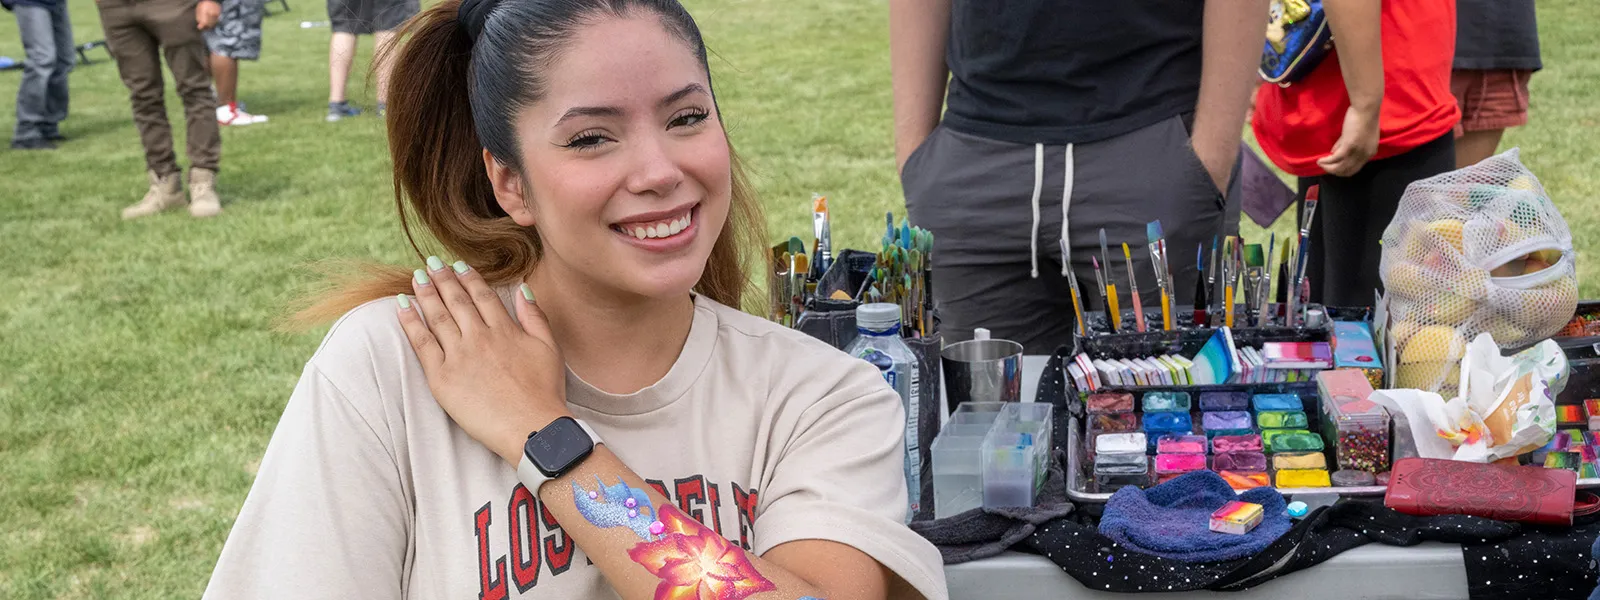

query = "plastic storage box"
[931,403,1005,518]
[1317,369,1390,473]
[980,403,1054,509]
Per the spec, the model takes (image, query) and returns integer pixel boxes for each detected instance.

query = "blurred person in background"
[890,0,1265,354]
[1252,0,1460,306]
[5,0,74,150]
[1451,0,1539,169]
[324,0,417,121]
[207,0,270,125]
[98,0,224,219]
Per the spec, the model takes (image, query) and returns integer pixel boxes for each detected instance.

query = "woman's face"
[502,14,731,302]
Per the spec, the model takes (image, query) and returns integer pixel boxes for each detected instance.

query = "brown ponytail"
[291,0,766,327]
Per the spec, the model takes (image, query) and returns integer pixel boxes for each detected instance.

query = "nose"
[625,132,683,199]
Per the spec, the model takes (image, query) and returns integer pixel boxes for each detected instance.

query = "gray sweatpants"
[902,114,1240,354]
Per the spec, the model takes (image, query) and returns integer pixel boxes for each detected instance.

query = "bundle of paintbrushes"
[1072,224,1181,335]
[769,237,811,327]
[767,201,936,338]
[1199,234,1315,331]
[868,212,936,337]
[1074,219,1325,339]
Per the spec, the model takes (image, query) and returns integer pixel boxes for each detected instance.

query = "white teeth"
[623,211,693,240]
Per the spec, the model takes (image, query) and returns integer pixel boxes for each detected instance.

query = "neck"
[526,269,696,395]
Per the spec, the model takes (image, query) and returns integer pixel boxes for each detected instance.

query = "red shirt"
[1253,0,1461,178]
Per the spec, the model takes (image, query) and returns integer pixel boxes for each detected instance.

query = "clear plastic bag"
[1380,149,1578,394]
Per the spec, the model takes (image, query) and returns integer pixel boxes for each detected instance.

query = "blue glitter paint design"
[572,475,657,541]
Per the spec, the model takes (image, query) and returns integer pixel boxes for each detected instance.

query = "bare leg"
[1455,129,1506,169]
[210,53,238,105]
[374,30,397,104]
[328,32,357,103]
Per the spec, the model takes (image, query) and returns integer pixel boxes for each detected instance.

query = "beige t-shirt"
[203,293,947,600]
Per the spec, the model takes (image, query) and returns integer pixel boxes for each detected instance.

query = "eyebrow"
[554,83,709,126]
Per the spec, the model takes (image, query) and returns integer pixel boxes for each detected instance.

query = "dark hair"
[296,0,765,324]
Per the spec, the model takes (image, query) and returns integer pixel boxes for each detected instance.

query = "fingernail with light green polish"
[520,283,535,303]
[453,260,469,274]
[426,256,445,271]
[414,269,431,285]
[397,294,411,309]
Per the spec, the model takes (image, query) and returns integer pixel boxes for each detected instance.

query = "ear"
[485,148,536,227]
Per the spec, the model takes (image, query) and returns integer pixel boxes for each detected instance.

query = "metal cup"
[941,338,1024,413]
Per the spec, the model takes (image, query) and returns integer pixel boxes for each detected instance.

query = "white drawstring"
[1029,143,1044,279]
[1061,143,1075,276]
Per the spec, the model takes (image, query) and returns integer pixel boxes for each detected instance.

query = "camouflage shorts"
[203,0,266,60]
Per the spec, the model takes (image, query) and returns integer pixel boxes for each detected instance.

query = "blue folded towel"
[1098,470,1291,563]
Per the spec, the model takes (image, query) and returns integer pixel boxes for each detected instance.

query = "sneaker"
[42,130,65,142]
[188,167,222,218]
[326,101,362,122]
[217,102,269,126]
[121,170,185,220]
[10,138,55,150]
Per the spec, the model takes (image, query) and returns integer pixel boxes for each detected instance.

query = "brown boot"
[188,167,221,218]
[120,170,185,220]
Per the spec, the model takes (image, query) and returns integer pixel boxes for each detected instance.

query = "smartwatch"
[517,417,602,491]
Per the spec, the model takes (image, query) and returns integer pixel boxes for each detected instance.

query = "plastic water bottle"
[300,21,329,28]
[845,303,921,523]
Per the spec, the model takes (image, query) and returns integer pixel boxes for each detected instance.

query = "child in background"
[1451,0,1540,169]
[1252,0,1460,307]
[207,0,270,125]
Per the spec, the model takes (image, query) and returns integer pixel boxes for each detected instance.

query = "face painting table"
[939,356,1471,600]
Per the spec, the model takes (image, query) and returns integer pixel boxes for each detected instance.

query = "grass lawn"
[2,0,1597,596]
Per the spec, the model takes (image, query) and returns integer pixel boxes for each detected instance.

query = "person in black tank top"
[890,0,1267,353]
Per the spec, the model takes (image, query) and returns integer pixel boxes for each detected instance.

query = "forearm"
[1323,0,1384,114]
[530,446,870,600]
[1191,0,1269,161]
[889,0,951,172]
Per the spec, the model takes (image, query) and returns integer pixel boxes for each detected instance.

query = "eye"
[564,130,612,150]
[669,109,709,129]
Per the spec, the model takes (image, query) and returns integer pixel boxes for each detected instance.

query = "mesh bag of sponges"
[1380,149,1578,395]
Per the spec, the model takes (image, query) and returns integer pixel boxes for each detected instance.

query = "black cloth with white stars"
[1022,499,1600,597]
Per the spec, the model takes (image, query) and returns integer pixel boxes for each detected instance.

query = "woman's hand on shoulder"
[396,257,570,465]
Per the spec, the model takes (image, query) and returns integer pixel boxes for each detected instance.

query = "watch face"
[526,417,593,477]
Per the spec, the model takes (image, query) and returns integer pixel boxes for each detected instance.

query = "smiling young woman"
[202,1,946,599]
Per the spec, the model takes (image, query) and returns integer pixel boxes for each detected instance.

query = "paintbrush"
[811,194,832,277]
[1242,244,1264,327]
[1276,240,1291,304]
[790,253,809,325]
[1275,242,1291,325]
[1099,229,1120,332]
[1062,239,1087,336]
[1223,237,1236,328]
[1289,185,1320,326]
[1207,236,1219,326]
[1261,233,1275,326]
[1122,242,1146,332]
[1092,256,1118,333]
[1146,221,1174,331]
[771,246,791,325]
[1193,243,1209,327]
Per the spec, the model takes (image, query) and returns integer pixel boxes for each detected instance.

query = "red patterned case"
[1384,457,1578,526]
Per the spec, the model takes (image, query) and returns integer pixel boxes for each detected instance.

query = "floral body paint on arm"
[573,476,777,600]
